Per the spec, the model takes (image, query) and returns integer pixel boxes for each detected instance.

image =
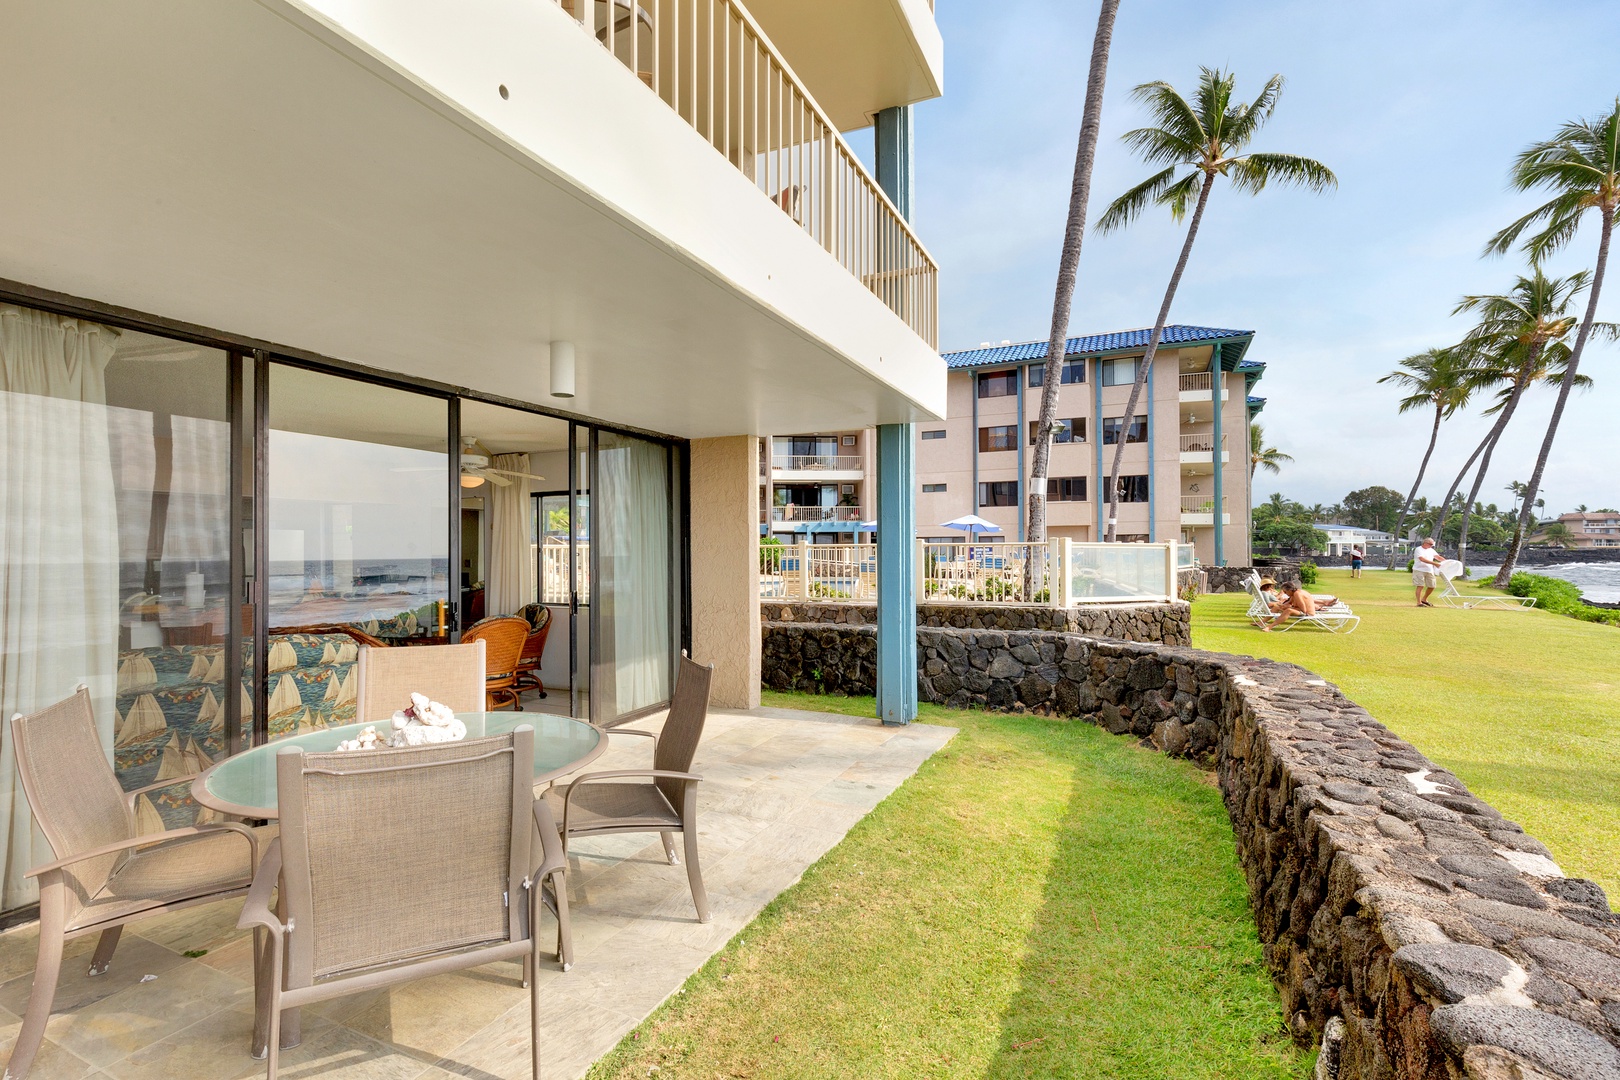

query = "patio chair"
[6,686,273,1080]
[462,616,531,710]
[1434,560,1537,610]
[356,640,486,722]
[241,728,569,1080]
[1245,573,1360,634]
[512,603,553,700]
[545,654,714,923]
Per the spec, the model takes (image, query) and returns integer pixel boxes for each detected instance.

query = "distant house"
[1542,512,1620,548]
[1314,523,1407,558]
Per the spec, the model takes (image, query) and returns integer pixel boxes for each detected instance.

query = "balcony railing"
[1179,496,1228,513]
[772,454,863,471]
[771,504,864,523]
[1179,372,1213,393]
[1179,433,1228,454]
[553,0,938,346]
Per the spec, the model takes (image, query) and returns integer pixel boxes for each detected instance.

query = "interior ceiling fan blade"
[477,471,514,487]
[487,469,548,482]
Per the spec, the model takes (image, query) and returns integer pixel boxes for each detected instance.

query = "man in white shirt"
[1413,537,1444,607]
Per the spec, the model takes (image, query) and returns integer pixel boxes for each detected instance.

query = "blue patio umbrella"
[937,514,1004,538]
[856,521,878,533]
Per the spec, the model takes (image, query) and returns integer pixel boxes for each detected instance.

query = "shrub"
[1506,572,1620,627]
[1298,561,1319,586]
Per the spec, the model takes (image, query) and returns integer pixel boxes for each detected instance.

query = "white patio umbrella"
[937,514,1004,538]
[856,521,878,533]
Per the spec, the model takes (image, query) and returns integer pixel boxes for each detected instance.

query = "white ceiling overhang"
[0,0,945,439]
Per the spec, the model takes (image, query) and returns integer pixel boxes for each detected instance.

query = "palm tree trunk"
[1026,0,1120,546]
[1431,389,1524,552]
[1105,175,1215,540]
[1494,207,1614,588]
[1456,369,1534,569]
[1386,403,1444,568]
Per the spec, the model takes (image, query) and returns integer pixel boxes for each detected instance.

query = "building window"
[1047,476,1087,501]
[1029,418,1086,444]
[1102,357,1142,386]
[978,481,1018,507]
[1101,415,1147,445]
[978,425,1017,452]
[1028,360,1086,387]
[922,483,947,494]
[840,484,855,495]
[920,429,947,440]
[1115,475,1150,502]
[977,371,1019,398]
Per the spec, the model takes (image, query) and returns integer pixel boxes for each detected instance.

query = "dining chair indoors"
[355,640,485,723]
[461,616,531,710]
[240,728,569,1079]
[545,654,715,923]
[5,686,273,1080]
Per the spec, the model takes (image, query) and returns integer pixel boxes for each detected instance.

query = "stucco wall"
[689,436,761,708]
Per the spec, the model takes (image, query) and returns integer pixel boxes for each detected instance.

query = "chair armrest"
[25,822,259,879]
[529,801,566,881]
[237,839,284,935]
[604,727,656,742]
[123,773,202,812]
[568,769,702,786]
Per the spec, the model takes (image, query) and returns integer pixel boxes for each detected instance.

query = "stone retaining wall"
[759,600,1190,646]
[759,623,1620,1078]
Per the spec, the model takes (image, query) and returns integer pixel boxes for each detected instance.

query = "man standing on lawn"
[1413,537,1444,607]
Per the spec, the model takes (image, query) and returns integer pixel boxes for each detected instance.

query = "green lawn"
[1193,568,1620,898]
[587,694,1311,1080]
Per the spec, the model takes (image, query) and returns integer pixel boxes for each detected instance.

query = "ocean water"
[1466,563,1620,605]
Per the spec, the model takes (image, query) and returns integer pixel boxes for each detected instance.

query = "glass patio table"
[193,712,606,819]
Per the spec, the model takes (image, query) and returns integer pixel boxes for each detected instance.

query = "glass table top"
[195,712,604,817]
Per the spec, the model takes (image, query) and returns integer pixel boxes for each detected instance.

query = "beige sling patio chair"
[240,727,569,1080]
[6,686,273,1080]
[355,640,486,722]
[1434,559,1537,610]
[545,654,714,924]
[1245,573,1360,634]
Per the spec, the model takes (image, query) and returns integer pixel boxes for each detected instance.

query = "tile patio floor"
[0,706,954,1080]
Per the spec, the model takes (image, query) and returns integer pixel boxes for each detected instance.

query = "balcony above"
[771,504,865,524]
[0,0,946,441]
[771,454,865,481]
[1179,433,1229,470]
[1178,372,1229,406]
[1180,496,1230,526]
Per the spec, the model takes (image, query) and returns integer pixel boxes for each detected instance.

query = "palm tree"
[1377,347,1471,566]
[1538,521,1575,549]
[1489,101,1620,587]
[1095,68,1336,542]
[1446,270,1604,567]
[1248,423,1291,477]
[1026,0,1121,545]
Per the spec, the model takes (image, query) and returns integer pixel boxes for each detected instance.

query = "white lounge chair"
[1245,572,1360,634]
[1434,560,1536,610]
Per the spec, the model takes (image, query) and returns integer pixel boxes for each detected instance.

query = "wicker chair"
[545,654,714,923]
[462,616,530,710]
[240,728,568,1079]
[356,640,486,723]
[6,687,274,1080]
[512,604,553,700]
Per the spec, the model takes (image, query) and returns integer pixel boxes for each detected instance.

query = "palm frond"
[1127,80,1207,147]
[1222,75,1286,147]
[1158,171,1204,221]
[1096,166,1180,234]
[1226,152,1337,196]
[1118,125,1203,168]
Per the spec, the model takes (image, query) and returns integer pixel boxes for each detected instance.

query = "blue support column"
[876,424,917,725]
[875,106,914,220]
[1212,346,1226,566]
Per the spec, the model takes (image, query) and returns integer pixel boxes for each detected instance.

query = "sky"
[896,0,1620,513]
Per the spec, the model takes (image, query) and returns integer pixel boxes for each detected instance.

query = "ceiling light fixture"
[460,473,486,488]
[549,341,576,399]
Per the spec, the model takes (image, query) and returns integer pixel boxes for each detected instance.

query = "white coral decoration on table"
[334,725,385,752]
[387,692,466,747]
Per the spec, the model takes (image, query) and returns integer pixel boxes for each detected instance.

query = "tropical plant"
[1489,100,1620,587]
[1248,423,1292,477]
[1536,521,1576,548]
[1026,0,1121,544]
[1339,486,1406,532]
[1428,269,1603,565]
[1095,68,1335,541]
[1378,347,1472,565]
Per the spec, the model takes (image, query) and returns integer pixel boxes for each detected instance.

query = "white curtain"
[597,434,671,717]
[486,452,534,616]
[0,305,121,908]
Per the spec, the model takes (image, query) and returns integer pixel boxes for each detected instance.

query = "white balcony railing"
[771,504,864,523]
[553,0,938,346]
[1179,496,1228,513]
[772,454,863,471]
[1179,372,1213,393]
[1179,433,1228,454]
[536,539,591,604]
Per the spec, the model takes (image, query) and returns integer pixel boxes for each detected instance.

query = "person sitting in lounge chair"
[1259,580,1340,631]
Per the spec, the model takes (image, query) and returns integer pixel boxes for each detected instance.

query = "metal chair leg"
[87,925,122,976]
[661,831,680,865]
[6,886,66,1080]
[682,826,710,924]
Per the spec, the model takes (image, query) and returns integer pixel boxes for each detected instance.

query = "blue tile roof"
[941,325,1253,369]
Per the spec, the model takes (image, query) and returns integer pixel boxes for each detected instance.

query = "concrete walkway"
[0,706,954,1079]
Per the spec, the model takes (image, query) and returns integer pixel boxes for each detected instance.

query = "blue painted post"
[1212,347,1226,566]
[876,424,917,725]
[875,107,914,221]
[1146,359,1156,541]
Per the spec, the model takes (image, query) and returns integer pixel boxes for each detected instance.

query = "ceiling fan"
[458,437,546,489]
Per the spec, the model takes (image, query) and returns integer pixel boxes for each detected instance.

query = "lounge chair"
[1434,560,1536,610]
[1245,573,1360,634]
